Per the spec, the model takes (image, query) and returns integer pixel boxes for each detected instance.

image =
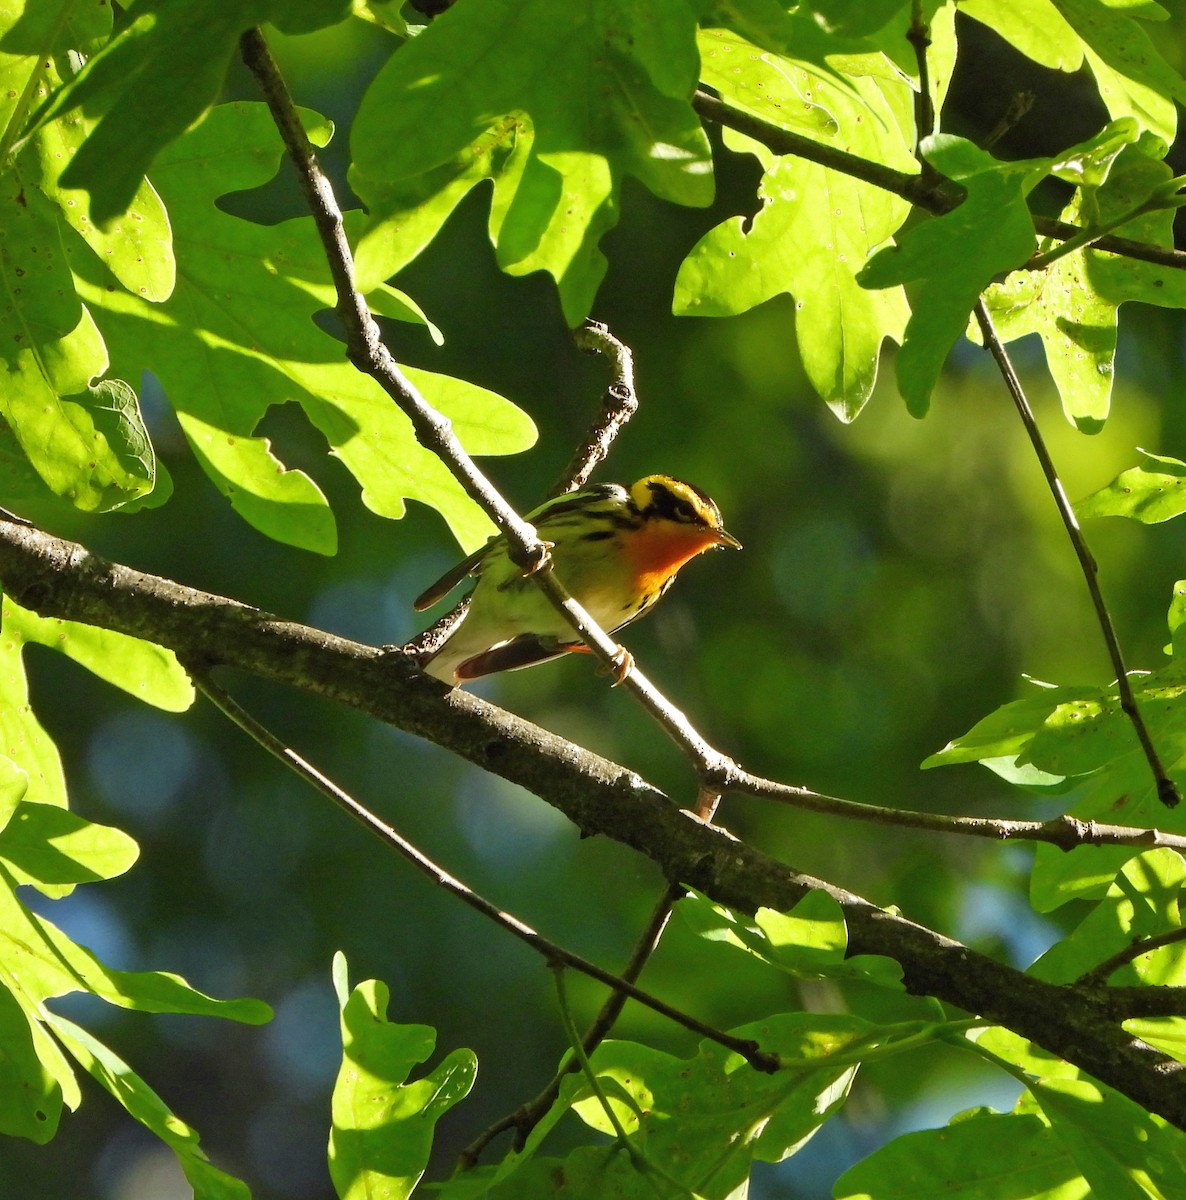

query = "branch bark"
[3,517,1184,1129]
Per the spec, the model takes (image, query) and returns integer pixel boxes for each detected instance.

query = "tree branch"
[3,518,1185,1129]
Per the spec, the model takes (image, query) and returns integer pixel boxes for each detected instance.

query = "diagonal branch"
[3,518,1184,854]
[974,301,1180,808]
[2,519,1185,1129]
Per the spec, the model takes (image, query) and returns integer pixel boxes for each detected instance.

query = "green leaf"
[960,0,1083,72]
[0,0,111,142]
[0,981,61,1143]
[980,137,1186,432]
[1030,1075,1186,1200]
[1029,849,1186,984]
[0,755,29,833]
[676,46,912,420]
[0,595,192,812]
[0,801,139,896]
[0,867,271,1023]
[834,1111,1083,1199]
[329,952,477,1200]
[4,597,194,712]
[922,681,1098,768]
[1048,0,1186,143]
[564,1014,865,1196]
[72,102,536,554]
[45,1013,252,1199]
[0,173,159,511]
[20,40,175,302]
[49,0,272,224]
[1076,450,1186,523]
[351,0,713,325]
[680,890,904,989]
[858,136,1043,415]
[1168,580,1186,657]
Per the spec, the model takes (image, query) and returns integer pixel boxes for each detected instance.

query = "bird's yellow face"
[624,476,741,596]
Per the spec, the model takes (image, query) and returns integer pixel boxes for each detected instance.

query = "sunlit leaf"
[46,1013,252,1199]
[351,0,712,325]
[1077,449,1186,524]
[858,136,1043,415]
[0,801,138,897]
[834,1112,1083,1199]
[329,953,476,1200]
[71,102,536,554]
[676,45,912,420]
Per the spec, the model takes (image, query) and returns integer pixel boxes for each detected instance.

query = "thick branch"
[3,519,1185,1128]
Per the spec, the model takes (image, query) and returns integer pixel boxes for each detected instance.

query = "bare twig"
[906,0,937,174]
[239,29,548,579]
[191,667,778,1072]
[974,301,1180,808]
[983,92,1036,152]
[551,320,639,496]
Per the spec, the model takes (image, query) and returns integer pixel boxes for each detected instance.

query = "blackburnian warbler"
[414,475,740,685]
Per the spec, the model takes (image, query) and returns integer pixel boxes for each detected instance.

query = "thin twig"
[691,88,962,212]
[549,969,647,1174]
[906,0,937,181]
[550,320,639,496]
[191,667,778,1072]
[239,29,549,579]
[729,768,1186,851]
[974,301,1180,808]
[460,792,721,1167]
[1078,928,1186,987]
[983,92,1036,153]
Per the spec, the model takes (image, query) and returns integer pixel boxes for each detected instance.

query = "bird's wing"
[454,633,576,680]
[413,540,496,611]
[413,485,625,612]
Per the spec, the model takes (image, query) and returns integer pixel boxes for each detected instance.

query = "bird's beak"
[712,529,742,550]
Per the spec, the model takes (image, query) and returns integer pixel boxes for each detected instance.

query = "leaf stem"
[973,300,1179,808]
[906,0,937,171]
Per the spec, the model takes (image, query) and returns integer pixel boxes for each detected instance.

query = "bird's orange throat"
[624,523,724,593]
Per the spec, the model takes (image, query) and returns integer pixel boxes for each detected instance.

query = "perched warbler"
[414,475,740,685]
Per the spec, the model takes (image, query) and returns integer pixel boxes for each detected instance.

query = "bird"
[413,474,740,685]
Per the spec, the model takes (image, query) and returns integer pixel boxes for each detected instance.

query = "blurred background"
[4,9,1186,1199]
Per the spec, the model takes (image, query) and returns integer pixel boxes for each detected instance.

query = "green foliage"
[6,1,1186,1198]
[329,953,476,1200]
